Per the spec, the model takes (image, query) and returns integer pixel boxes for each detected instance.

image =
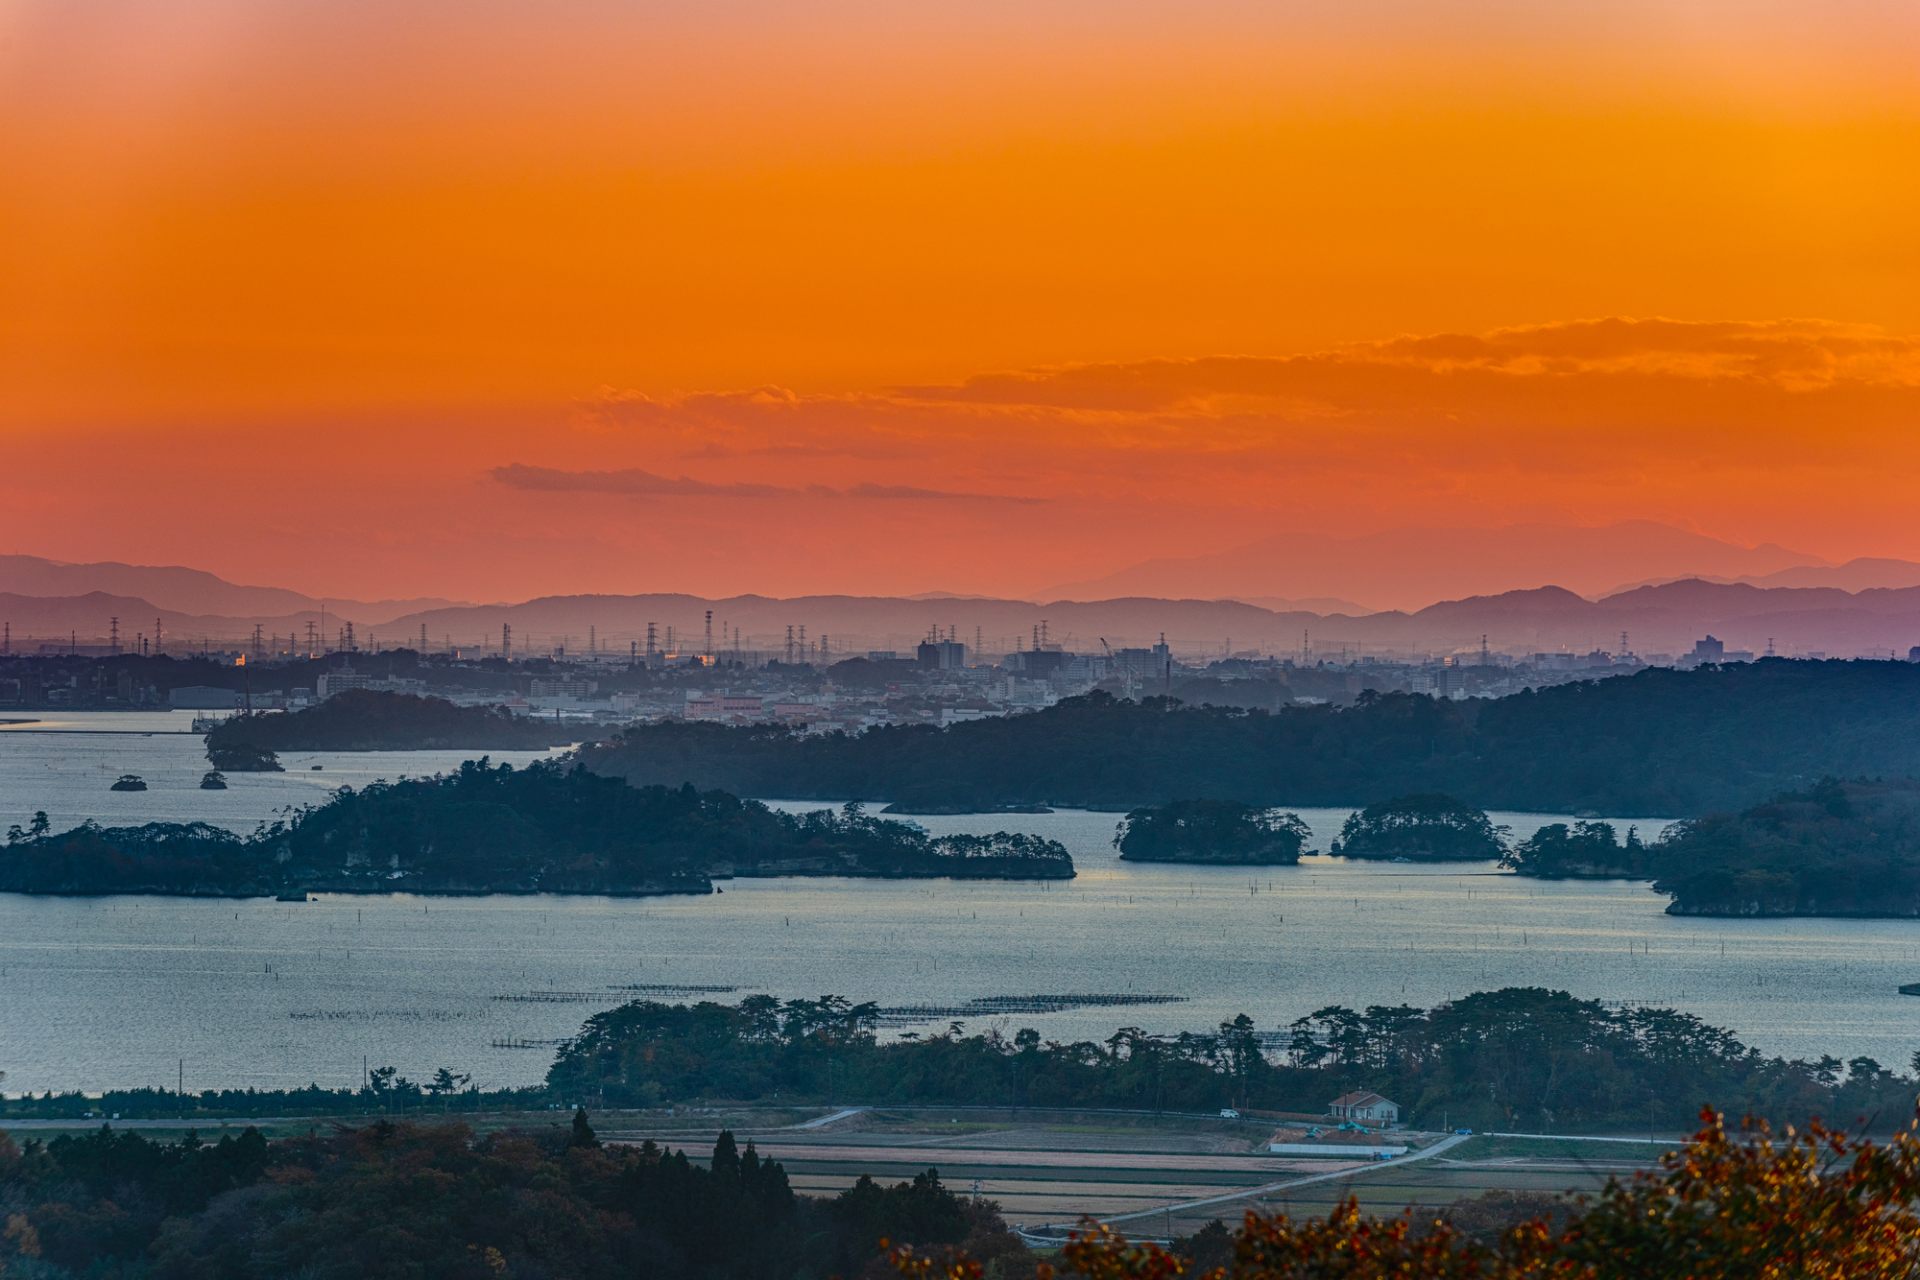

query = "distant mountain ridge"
[367,580,1920,657]
[1615,557,1920,595]
[1044,521,1830,612]
[0,590,455,649]
[0,555,465,626]
[6,545,1920,657]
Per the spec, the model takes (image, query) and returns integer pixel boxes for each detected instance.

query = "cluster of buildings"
[2,625,1904,725]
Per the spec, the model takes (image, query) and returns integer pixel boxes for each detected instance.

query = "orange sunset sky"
[4,0,1919,603]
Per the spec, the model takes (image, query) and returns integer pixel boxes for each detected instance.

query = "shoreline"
[0,863,1078,902]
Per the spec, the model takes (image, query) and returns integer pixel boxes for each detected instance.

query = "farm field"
[607,1107,1673,1234]
[1,1103,1676,1237]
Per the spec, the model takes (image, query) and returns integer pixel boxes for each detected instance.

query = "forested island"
[1329,793,1507,860]
[1652,778,1920,917]
[205,742,284,772]
[0,760,1073,897]
[1113,799,1311,864]
[581,660,1920,814]
[205,689,578,757]
[1501,820,1651,878]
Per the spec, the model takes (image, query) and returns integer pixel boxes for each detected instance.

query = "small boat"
[310,764,324,771]
[275,890,311,903]
[200,770,229,790]
[109,774,148,792]
[1900,982,1920,997]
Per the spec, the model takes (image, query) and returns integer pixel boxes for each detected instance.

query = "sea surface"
[4,712,1919,1096]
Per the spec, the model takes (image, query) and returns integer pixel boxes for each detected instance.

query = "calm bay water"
[0,710,564,833]
[4,713,1918,1095]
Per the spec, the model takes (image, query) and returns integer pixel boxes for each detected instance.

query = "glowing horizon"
[4,0,1918,600]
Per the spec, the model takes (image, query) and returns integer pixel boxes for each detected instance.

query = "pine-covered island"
[0,759,1074,898]
[1112,799,1313,864]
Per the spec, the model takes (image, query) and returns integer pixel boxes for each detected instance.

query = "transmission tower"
[109,616,120,654]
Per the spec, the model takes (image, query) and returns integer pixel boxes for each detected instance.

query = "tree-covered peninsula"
[8,987,1916,1138]
[1113,799,1311,864]
[580,660,1920,814]
[1329,794,1507,861]
[1652,778,1920,917]
[542,987,1916,1134]
[205,689,577,756]
[0,759,1073,897]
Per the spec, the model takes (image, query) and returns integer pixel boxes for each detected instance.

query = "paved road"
[753,1142,1341,1175]
[791,1106,869,1130]
[1017,1133,1472,1244]
[1487,1130,1685,1145]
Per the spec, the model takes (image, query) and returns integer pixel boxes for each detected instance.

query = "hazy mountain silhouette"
[1234,596,1375,616]
[0,555,465,626]
[1613,558,1920,595]
[0,591,459,651]
[371,581,1920,658]
[1043,521,1823,612]
[5,554,1920,659]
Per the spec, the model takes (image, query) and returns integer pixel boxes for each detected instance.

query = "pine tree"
[710,1129,740,1182]
[569,1107,598,1148]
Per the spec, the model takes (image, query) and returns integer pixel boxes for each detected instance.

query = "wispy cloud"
[490,464,1040,504]
[895,318,1920,410]
[570,318,1920,477]
[492,317,1920,561]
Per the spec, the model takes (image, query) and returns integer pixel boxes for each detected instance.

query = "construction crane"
[1099,637,1136,700]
